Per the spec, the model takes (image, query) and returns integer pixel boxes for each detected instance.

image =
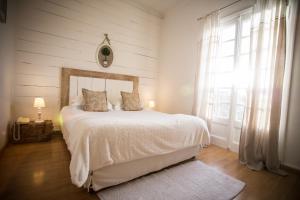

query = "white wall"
[283,8,300,170]
[14,0,162,128]
[0,0,16,150]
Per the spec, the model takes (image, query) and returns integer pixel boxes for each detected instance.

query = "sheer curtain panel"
[239,0,287,175]
[193,12,220,131]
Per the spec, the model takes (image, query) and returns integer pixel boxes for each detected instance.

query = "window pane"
[216,56,234,72]
[241,17,251,37]
[239,54,250,69]
[259,68,271,90]
[236,89,247,105]
[214,73,233,88]
[234,67,251,88]
[235,105,245,122]
[213,103,230,119]
[259,50,271,69]
[221,24,236,41]
[251,31,258,51]
[257,91,270,112]
[212,88,231,120]
[215,88,231,103]
[262,29,271,49]
[240,37,250,54]
[220,40,235,56]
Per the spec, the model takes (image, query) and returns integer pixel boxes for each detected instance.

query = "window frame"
[211,7,253,127]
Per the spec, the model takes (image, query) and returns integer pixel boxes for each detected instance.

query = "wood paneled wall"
[14,0,162,128]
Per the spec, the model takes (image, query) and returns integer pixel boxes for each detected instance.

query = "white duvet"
[61,106,210,187]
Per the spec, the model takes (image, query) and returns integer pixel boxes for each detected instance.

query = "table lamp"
[148,100,156,109]
[33,97,45,123]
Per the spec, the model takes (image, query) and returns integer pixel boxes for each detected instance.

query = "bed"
[60,68,210,191]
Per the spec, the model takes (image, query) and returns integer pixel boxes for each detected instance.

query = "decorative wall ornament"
[97,33,113,68]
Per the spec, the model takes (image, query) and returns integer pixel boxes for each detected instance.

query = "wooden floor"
[0,135,299,200]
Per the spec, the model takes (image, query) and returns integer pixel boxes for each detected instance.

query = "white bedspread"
[60,106,210,187]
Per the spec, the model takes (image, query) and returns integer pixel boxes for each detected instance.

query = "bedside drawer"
[34,126,44,135]
[10,121,53,144]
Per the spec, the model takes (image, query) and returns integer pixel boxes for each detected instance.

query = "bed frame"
[60,67,139,108]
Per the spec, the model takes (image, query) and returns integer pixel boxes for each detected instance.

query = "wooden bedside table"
[10,120,53,144]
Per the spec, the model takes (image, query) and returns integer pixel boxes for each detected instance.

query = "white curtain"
[239,0,287,174]
[193,12,220,129]
[278,0,299,161]
[194,0,295,175]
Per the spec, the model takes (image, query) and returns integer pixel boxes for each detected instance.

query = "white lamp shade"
[33,97,45,108]
[148,100,155,108]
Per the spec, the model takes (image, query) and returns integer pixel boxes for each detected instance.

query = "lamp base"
[36,109,44,123]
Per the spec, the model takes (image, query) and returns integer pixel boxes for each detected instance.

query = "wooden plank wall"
[14,0,162,128]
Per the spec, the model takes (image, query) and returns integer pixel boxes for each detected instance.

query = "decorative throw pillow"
[120,91,142,111]
[82,89,108,112]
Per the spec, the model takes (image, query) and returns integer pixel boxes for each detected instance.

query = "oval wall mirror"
[97,45,113,68]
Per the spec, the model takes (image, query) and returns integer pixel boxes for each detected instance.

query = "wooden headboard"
[60,68,139,108]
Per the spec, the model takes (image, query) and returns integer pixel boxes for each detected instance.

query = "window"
[210,9,252,127]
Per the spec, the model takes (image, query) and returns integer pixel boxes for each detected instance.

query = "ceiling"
[128,0,181,18]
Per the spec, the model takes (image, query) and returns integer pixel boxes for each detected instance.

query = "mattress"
[61,106,210,188]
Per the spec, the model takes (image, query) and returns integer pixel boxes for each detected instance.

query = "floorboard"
[0,135,299,200]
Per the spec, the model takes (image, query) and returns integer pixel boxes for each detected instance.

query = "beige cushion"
[121,91,142,111]
[82,89,108,112]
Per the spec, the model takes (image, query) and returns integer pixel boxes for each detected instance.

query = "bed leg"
[86,170,94,193]
[88,184,94,193]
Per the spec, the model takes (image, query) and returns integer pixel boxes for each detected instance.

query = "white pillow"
[112,99,122,111]
[107,101,113,111]
[70,95,83,106]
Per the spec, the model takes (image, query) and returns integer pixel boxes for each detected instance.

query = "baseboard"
[229,142,239,153]
[210,135,227,149]
[0,131,8,157]
[0,139,6,157]
[281,163,300,175]
[0,135,6,150]
[210,134,300,175]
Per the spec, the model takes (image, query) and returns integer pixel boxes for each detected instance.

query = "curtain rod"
[197,0,242,21]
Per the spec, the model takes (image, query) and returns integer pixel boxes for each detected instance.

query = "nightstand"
[10,120,53,144]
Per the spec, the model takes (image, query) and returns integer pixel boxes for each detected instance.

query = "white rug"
[97,160,245,200]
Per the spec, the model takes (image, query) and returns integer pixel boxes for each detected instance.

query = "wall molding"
[123,0,164,19]
[210,135,227,149]
[282,163,300,175]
